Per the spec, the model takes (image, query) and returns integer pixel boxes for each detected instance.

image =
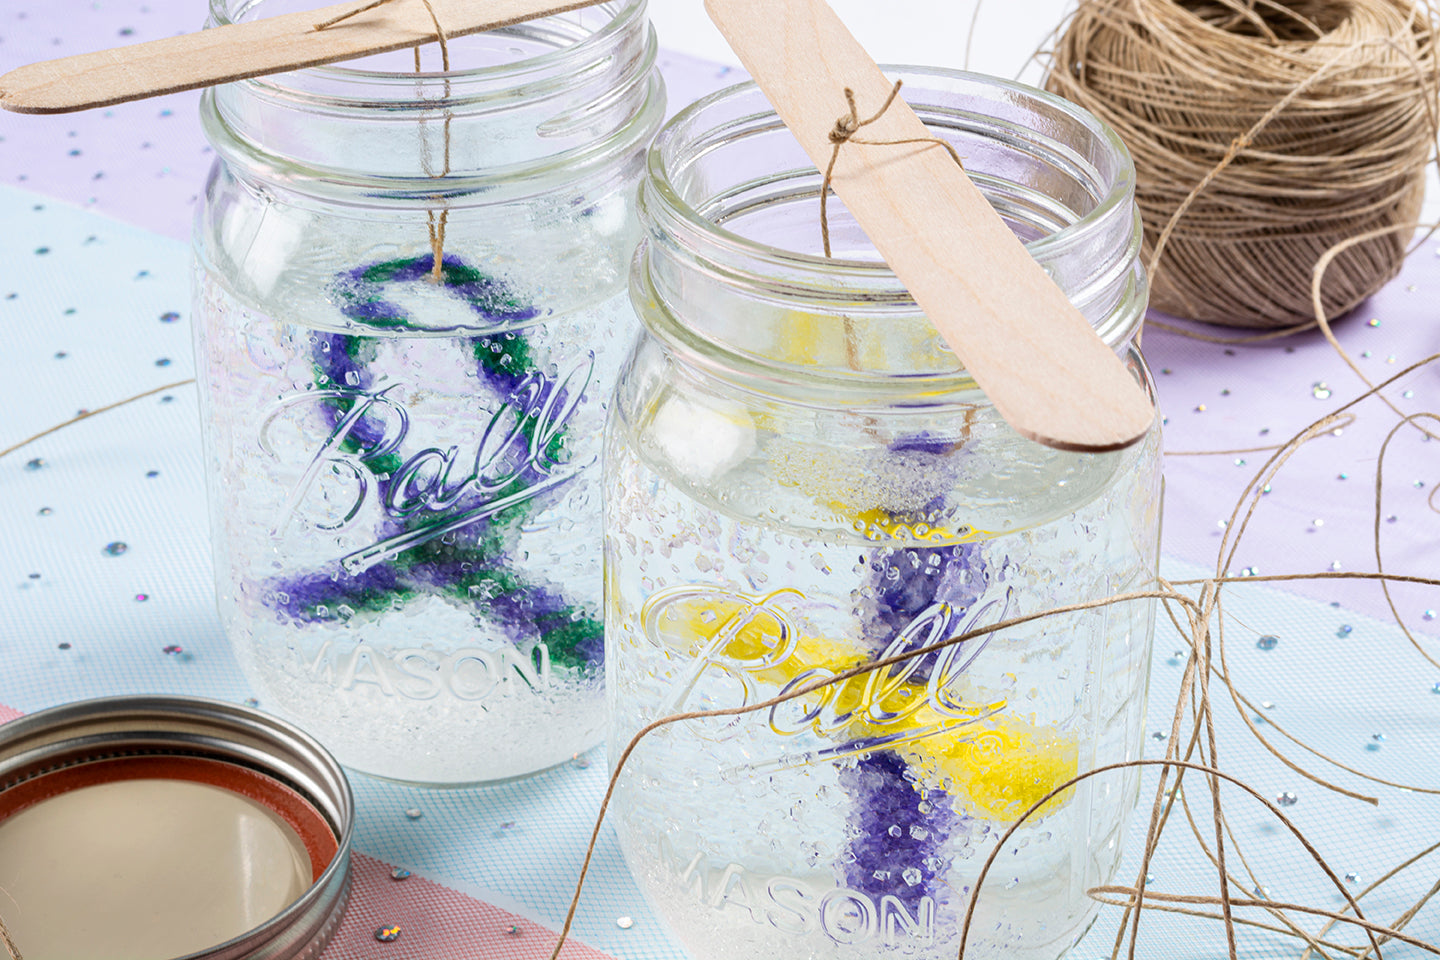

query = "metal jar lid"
[0,695,354,960]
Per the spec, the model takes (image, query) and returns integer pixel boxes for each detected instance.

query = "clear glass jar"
[605,70,1161,960]
[192,0,664,784]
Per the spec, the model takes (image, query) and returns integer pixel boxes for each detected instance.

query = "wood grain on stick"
[0,0,607,115]
[705,0,1154,452]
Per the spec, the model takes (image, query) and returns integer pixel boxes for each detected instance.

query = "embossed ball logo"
[255,254,604,678]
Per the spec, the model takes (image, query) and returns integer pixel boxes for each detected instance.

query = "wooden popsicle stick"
[0,0,608,115]
[705,0,1154,452]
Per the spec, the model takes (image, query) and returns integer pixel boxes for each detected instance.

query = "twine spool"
[1047,0,1438,329]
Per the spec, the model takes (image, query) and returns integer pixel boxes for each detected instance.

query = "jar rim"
[645,66,1137,293]
[636,68,1147,398]
[206,0,646,100]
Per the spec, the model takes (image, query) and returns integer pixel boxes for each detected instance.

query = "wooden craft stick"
[705,0,1155,452]
[0,0,607,115]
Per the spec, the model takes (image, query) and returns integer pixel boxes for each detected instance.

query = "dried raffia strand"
[1045,0,1439,329]
[818,80,965,258]
[316,0,452,282]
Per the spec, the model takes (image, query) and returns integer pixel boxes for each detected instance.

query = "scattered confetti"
[102,541,128,556]
[1194,404,1207,413]
[1424,610,1436,621]
[390,867,412,881]
[155,357,171,367]
[1337,625,1352,637]
[1312,518,1324,528]
[506,925,521,936]
[375,924,401,942]
[244,697,260,708]
[134,593,148,602]
[146,469,160,478]
[616,917,634,929]
[160,311,180,323]
[1256,635,1279,651]
[37,507,53,516]
[1367,318,1380,327]
[404,808,423,820]
[572,753,591,769]
[1276,792,1297,807]
[162,644,184,655]
[1344,873,1361,885]
[1311,382,1332,399]
[1151,730,1168,741]
[24,458,45,471]
[58,642,71,650]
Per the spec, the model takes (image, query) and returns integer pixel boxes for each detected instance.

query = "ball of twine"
[1047,0,1438,330]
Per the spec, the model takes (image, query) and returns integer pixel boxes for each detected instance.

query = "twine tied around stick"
[316,0,453,283]
[819,80,965,257]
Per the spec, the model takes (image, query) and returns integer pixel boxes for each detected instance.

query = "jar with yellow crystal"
[604,69,1161,960]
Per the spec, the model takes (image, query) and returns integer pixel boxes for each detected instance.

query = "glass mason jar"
[192,0,664,784]
[605,70,1161,960]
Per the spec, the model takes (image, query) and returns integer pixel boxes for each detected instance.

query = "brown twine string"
[9,17,1438,953]
[1164,410,1356,456]
[316,0,452,282]
[1046,0,1440,329]
[5,324,1435,960]
[1302,840,1440,960]
[819,81,966,258]
[0,379,195,462]
[538,345,1440,960]
[0,914,22,960]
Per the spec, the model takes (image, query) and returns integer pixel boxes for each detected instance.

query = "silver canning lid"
[0,695,354,960]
